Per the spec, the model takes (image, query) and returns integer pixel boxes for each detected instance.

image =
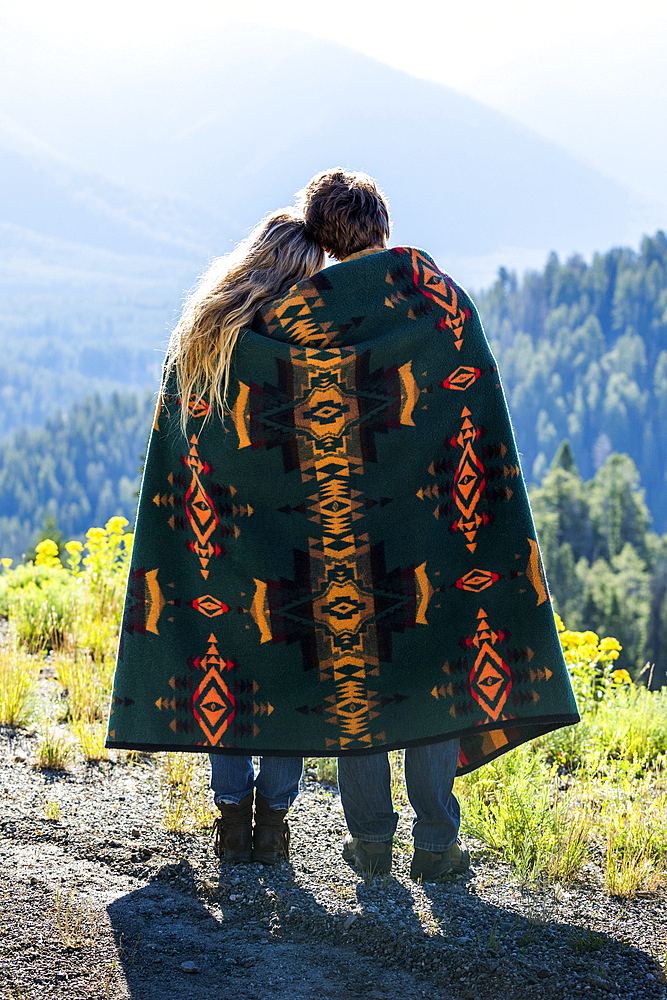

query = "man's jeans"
[209,755,303,811]
[337,739,461,852]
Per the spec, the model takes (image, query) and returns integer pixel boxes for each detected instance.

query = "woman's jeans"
[337,739,461,852]
[209,755,303,811]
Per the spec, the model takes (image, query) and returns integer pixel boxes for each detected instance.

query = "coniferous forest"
[0,391,154,561]
[477,231,667,527]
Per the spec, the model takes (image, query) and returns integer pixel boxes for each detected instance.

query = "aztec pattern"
[107,247,578,771]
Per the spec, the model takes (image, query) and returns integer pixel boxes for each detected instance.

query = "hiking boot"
[410,840,470,882]
[252,793,290,864]
[342,834,393,875]
[212,793,253,863]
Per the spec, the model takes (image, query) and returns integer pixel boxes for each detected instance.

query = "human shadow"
[107,836,667,1000]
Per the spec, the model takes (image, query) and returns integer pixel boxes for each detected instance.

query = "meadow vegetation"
[1,519,667,900]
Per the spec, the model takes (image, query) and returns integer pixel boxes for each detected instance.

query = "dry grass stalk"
[70,720,109,761]
[54,888,100,948]
[0,639,41,727]
[36,720,73,770]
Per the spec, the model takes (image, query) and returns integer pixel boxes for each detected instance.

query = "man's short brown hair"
[301,168,391,261]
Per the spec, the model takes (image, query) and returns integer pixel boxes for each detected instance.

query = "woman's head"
[166,210,324,433]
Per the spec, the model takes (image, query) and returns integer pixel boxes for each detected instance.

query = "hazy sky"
[1,0,666,209]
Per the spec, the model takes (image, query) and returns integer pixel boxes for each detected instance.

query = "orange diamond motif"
[192,595,229,617]
[187,395,211,418]
[193,666,235,743]
[442,367,481,392]
[455,569,500,593]
[468,609,512,720]
[453,443,486,519]
[184,435,220,579]
[470,646,512,720]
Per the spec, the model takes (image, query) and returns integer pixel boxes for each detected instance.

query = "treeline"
[477,230,667,530]
[531,443,667,687]
[0,391,155,561]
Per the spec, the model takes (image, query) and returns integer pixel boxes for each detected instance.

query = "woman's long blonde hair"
[165,209,325,434]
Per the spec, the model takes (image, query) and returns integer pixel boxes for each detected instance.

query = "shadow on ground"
[107,858,665,1000]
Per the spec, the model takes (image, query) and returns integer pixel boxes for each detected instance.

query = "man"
[300,168,470,881]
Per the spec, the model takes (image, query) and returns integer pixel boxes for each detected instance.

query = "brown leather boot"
[252,793,290,865]
[212,793,253,863]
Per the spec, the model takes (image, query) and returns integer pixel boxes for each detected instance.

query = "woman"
[163,210,324,864]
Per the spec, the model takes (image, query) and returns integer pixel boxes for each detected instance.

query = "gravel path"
[1,726,666,1000]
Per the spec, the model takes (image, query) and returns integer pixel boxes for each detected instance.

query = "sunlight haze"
[2,0,667,206]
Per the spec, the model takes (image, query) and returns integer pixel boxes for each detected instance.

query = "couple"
[184,169,467,883]
[107,168,578,883]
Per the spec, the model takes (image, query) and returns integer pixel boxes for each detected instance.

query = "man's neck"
[341,245,387,263]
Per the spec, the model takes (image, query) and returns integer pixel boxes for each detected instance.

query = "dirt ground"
[2,726,667,1000]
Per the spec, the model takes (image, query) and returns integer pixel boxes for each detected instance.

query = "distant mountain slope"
[0,118,234,259]
[0,27,656,280]
[0,221,199,438]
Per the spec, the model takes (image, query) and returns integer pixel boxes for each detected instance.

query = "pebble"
[3,728,667,1000]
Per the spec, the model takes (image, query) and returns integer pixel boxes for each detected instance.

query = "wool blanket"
[106,247,579,772]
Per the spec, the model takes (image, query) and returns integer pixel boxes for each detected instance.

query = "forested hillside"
[0,391,154,560]
[530,444,667,685]
[477,231,667,529]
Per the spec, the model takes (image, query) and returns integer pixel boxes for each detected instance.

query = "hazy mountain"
[0,26,656,282]
[0,116,230,258]
[0,25,661,441]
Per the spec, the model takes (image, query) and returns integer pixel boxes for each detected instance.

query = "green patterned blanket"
[106,247,579,772]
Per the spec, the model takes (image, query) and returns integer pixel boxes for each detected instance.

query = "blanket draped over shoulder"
[106,247,579,772]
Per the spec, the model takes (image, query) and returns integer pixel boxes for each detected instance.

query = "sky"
[1,0,666,211]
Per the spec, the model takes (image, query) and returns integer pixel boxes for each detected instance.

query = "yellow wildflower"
[36,539,58,557]
[86,527,106,541]
[611,668,632,686]
[600,637,622,654]
[35,539,62,568]
[0,557,12,569]
[65,540,83,554]
[106,516,129,535]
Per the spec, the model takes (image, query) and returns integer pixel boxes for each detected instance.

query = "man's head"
[300,168,391,261]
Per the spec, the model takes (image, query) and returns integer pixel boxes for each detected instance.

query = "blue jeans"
[209,755,303,811]
[337,739,461,852]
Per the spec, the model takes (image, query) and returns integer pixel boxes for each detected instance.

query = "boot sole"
[410,860,469,881]
[220,849,252,864]
[344,850,392,874]
[252,849,286,865]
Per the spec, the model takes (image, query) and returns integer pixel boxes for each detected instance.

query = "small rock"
[13,751,27,763]
[131,828,141,838]
[343,913,358,931]
[180,961,199,974]
[537,968,550,979]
